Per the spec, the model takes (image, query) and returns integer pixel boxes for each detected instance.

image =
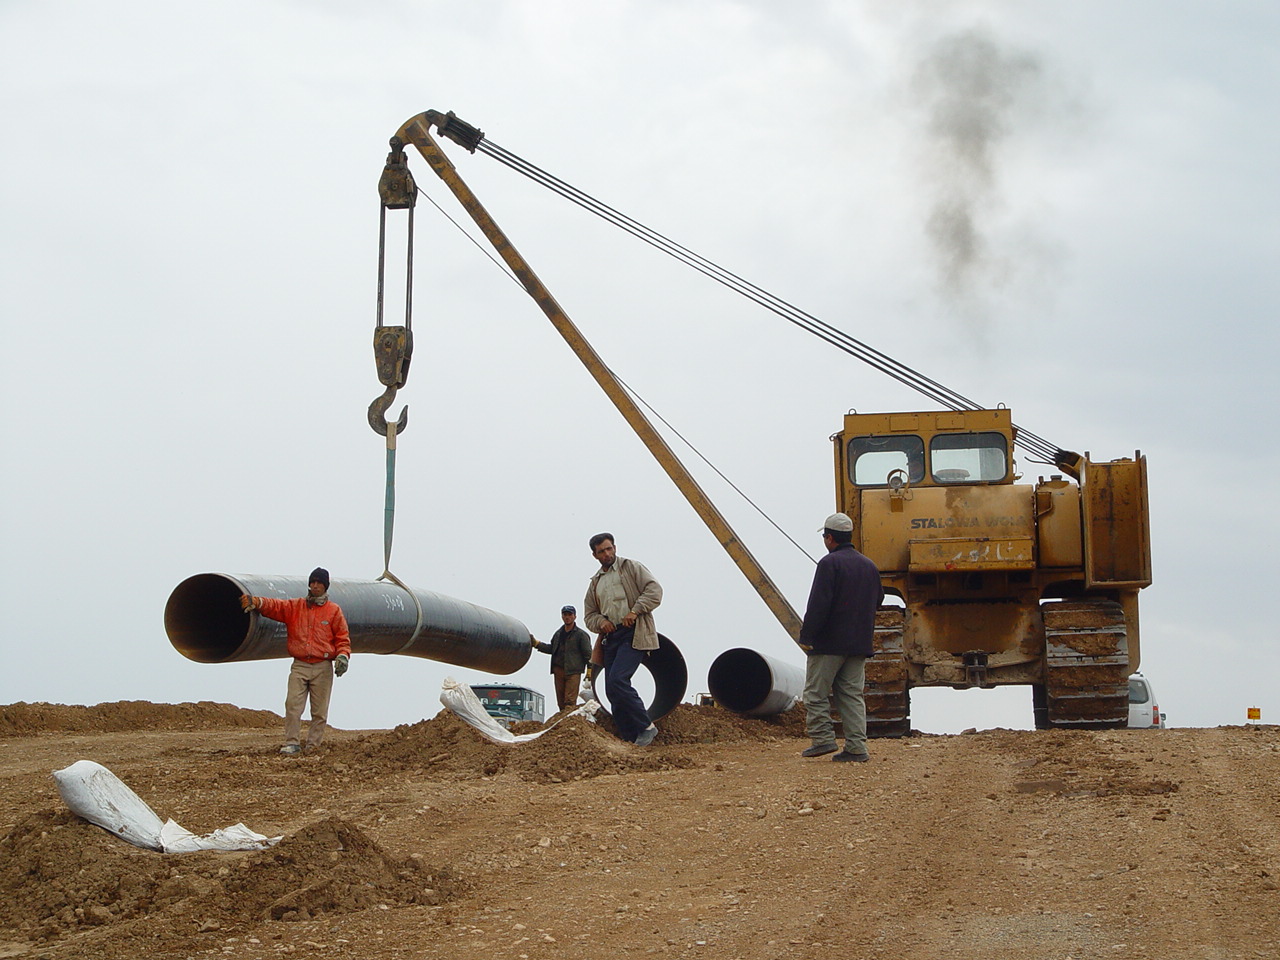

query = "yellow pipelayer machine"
[382,109,1152,735]
[836,408,1150,735]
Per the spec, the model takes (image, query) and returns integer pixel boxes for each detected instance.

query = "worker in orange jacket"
[240,567,351,756]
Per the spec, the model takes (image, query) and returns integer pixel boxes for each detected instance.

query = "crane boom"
[394,110,804,642]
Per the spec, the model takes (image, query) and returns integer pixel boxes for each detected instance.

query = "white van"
[1127,673,1165,728]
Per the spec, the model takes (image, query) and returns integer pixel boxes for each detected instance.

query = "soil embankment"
[1,700,1276,959]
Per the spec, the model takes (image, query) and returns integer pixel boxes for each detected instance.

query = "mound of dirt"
[655,703,807,744]
[0,700,281,737]
[328,710,699,783]
[0,809,462,944]
[223,817,464,922]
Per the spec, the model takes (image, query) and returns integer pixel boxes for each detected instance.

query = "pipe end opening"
[589,633,688,722]
[165,574,251,663]
[707,648,775,713]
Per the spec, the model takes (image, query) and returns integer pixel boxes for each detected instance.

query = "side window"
[1128,678,1150,704]
[849,435,925,486]
[929,431,1008,483]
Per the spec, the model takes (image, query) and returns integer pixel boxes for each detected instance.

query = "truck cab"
[470,684,546,727]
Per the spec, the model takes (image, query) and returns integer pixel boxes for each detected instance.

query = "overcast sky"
[2,1,1276,734]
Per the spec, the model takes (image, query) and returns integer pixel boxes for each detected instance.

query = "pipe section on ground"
[708,647,806,716]
[588,633,688,723]
[165,573,532,674]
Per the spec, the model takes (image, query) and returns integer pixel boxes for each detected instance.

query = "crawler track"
[1041,599,1130,728]
[866,607,910,737]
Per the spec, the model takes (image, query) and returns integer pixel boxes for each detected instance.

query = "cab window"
[929,431,1008,483]
[849,435,925,486]
[1128,678,1150,704]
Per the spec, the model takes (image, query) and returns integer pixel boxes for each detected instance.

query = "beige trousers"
[284,659,334,748]
[552,666,583,711]
[803,654,867,755]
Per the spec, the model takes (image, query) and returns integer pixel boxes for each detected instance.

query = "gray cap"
[561,604,576,614]
[819,512,854,533]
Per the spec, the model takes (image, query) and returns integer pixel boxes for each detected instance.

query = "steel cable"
[476,139,1066,464]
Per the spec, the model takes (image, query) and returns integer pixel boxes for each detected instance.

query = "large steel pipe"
[708,647,806,716]
[165,573,532,674]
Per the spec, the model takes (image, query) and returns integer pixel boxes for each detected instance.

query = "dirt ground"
[1,700,1277,960]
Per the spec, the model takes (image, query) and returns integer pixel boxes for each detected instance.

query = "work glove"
[334,654,349,677]
[239,594,258,613]
[530,635,539,648]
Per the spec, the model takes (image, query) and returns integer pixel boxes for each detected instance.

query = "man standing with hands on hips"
[799,514,884,763]
[583,533,662,746]
[240,567,351,756]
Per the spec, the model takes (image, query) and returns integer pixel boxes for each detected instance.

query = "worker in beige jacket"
[583,533,662,746]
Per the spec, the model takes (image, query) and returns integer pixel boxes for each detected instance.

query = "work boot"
[801,743,838,758]
[634,724,658,747]
[832,750,869,763]
[279,744,301,756]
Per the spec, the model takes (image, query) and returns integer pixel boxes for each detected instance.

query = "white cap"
[819,512,854,533]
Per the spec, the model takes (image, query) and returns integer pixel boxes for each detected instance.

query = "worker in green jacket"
[532,604,594,711]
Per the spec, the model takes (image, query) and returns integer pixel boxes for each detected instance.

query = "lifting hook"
[369,323,413,436]
[368,385,409,437]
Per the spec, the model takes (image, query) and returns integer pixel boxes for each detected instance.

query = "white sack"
[52,759,280,853]
[52,759,165,849]
[158,819,279,854]
[440,676,598,745]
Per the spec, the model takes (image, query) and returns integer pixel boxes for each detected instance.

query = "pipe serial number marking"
[382,595,406,611]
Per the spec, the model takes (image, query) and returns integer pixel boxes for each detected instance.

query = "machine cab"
[833,409,1030,584]
[841,409,1014,491]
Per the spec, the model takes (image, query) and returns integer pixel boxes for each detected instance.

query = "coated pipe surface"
[708,647,806,716]
[165,573,532,674]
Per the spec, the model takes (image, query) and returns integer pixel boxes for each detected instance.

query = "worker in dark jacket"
[798,513,884,763]
[532,605,594,711]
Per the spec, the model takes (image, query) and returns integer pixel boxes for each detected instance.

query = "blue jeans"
[603,627,651,742]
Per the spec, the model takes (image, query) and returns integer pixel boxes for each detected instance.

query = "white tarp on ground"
[440,676,598,744]
[52,759,281,853]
